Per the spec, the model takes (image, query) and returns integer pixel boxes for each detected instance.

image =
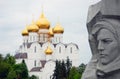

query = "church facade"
[15,11,80,79]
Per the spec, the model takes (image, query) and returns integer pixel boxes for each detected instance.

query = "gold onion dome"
[53,22,64,33]
[49,28,54,37]
[36,13,50,29]
[22,27,29,36]
[45,46,53,55]
[27,21,39,32]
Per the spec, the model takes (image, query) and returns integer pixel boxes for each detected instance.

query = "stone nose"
[98,41,104,51]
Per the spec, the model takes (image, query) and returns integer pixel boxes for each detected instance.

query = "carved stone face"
[97,29,119,65]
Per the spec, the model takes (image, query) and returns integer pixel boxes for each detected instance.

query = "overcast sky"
[0,0,100,64]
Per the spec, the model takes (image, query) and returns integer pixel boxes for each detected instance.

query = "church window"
[70,47,72,53]
[34,60,36,66]
[34,46,36,53]
[27,40,28,43]
[56,38,57,42]
[59,47,61,53]
[33,36,35,41]
[43,34,46,42]
[59,37,60,42]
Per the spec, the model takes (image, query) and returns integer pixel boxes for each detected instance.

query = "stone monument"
[81,0,120,79]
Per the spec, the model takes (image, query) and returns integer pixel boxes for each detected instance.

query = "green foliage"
[77,63,86,78]
[52,57,86,79]
[66,57,72,79]
[69,67,80,79]
[0,61,10,79]
[7,69,17,79]
[29,75,38,79]
[4,54,15,66]
[52,57,72,79]
[12,60,28,79]
[0,53,29,79]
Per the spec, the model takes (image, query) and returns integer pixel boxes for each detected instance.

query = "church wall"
[53,34,63,43]
[17,12,80,79]
[28,32,38,43]
[66,44,80,66]
[54,43,66,60]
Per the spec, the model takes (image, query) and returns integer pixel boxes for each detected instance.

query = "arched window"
[70,47,72,53]
[34,60,36,66]
[56,38,57,43]
[59,47,61,53]
[34,46,36,53]
[59,37,61,42]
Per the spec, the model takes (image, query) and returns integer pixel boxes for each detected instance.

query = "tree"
[12,59,28,79]
[61,60,67,78]
[0,54,11,79]
[0,61,10,79]
[52,60,59,79]
[66,57,72,79]
[4,54,15,66]
[77,63,86,78]
[69,67,80,79]
[0,54,3,62]
[7,69,17,79]
[0,54,29,79]
[29,75,38,79]
[52,57,72,79]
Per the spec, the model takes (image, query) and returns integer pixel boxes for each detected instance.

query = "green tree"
[66,57,72,79]
[52,57,72,79]
[7,69,17,79]
[52,60,60,79]
[4,54,15,66]
[0,54,29,79]
[69,67,80,79]
[77,63,86,78]
[61,60,67,78]
[29,75,38,79]
[0,54,3,62]
[0,61,10,79]
[12,60,28,79]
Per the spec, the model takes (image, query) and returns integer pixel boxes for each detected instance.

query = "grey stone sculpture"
[81,0,120,79]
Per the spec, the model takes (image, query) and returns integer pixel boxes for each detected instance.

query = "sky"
[0,0,101,64]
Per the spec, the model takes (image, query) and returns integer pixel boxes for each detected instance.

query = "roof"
[15,53,27,59]
[67,42,79,49]
[26,42,79,49]
[30,67,43,72]
[40,60,46,67]
[27,43,33,48]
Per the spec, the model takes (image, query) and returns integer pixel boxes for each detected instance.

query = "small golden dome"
[36,13,50,29]
[53,23,64,33]
[22,28,29,36]
[49,28,54,37]
[27,21,39,32]
[45,46,53,55]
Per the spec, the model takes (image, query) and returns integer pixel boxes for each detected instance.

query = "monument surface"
[82,0,120,79]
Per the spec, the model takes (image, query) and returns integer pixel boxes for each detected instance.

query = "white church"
[15,11,80,79]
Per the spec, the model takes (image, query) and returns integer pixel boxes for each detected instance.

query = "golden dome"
[22,27,29,36]
[45,46,53,55]
[27,21,39,32]
[49,28,54,37]
[53,22,64,33]
[36,13,50,29]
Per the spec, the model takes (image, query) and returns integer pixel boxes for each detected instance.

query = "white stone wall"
[38,29,49,43]
[42,61,55,79]
[23,36,28,43]
[28,32,38,43]
[53,34,63,44]
[17,32,80,79]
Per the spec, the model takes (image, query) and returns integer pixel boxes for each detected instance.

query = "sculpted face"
[97,29,119,65]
